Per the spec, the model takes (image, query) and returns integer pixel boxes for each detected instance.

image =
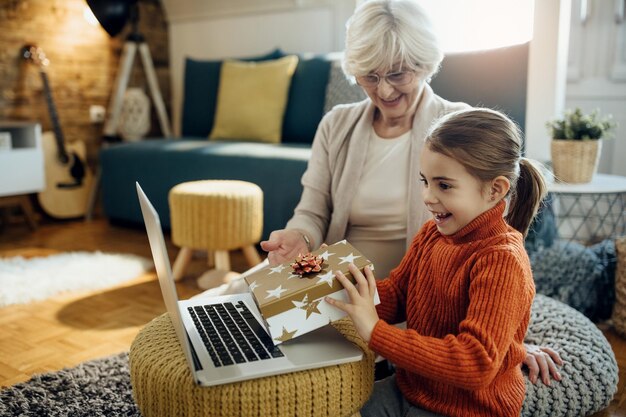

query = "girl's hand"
[325,264,379,343]
[523,343,563,385]
[260,229,310,266]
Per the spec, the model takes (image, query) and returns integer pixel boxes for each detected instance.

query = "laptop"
[136,182,363,387]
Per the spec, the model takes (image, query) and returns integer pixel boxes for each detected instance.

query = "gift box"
[244,240,379,344]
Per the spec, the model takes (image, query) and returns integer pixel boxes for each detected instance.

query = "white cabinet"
[0,121,45,197]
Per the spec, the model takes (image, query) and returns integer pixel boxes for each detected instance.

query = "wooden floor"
[0,215,625,416]
[0,215,249,388]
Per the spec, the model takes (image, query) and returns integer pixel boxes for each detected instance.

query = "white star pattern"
[266,285,288,299]
[249,280,259,292]
[337,240,348,245]
[338,252,361,265]
[292,294,309,308]
[317,270,335,287]
[287,273,301,280]
[268,264,286,274]
[319,250,335,261]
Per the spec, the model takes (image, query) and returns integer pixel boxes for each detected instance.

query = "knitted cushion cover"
[522,294,618,417]
[530,240,616,321]
[129,314,374,417]
[323,60,366,114]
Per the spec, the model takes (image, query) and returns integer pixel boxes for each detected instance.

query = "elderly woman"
[262,0,560,385]
[262,0,458,277]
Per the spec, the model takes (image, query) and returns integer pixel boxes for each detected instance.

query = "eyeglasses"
[356,70,416,88]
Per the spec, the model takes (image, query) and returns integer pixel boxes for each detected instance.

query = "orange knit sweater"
[370,201,535,417]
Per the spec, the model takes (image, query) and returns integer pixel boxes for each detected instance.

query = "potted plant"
[546,108,617,184]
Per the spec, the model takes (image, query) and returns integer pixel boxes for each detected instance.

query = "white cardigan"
[285,84,469,250]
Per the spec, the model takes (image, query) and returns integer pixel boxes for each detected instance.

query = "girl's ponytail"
[505,158,548,237]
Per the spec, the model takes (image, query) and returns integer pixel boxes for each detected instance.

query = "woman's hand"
[325,264,379,343]
[260,229,310,266]
[523,343,563,385]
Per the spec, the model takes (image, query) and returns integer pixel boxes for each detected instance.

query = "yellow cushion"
[209,55,298,143]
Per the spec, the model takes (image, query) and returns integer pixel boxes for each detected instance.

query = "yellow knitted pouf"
[169,180,263,287]
[129,314,374,417]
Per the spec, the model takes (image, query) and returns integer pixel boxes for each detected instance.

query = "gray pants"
[360,375,445,417]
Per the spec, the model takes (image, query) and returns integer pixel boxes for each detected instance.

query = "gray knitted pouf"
[522,294,618,417]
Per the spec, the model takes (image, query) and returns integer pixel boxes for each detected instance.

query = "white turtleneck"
[346,128,411,277]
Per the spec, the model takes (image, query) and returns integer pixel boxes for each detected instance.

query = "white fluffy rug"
[0,251,153,307]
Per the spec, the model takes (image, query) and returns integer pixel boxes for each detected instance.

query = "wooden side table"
[547,174,626,245]
[168,180,264,289]
[0,195,38,230]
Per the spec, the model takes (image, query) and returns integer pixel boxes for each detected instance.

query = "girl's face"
[419,146,496,236]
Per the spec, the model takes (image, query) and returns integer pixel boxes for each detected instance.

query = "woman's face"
[358,68,424,122]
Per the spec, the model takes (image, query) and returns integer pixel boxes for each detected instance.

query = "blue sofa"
[100,50,366,239]
[100,44,529,240]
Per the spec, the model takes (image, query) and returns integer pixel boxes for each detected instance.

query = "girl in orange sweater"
[326,108,547,417]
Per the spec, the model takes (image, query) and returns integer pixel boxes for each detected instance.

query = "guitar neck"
[39,71,69,162]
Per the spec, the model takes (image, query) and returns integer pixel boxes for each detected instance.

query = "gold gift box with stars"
[244,240,380,344]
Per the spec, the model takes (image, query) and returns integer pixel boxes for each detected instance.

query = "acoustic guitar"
[22,44,93,219]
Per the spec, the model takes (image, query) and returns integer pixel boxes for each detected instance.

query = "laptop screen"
[136,182,199,372]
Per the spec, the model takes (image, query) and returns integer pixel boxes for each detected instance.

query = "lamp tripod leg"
[138,42,172,137]
[103,41,137,138]
[86,42,136,222]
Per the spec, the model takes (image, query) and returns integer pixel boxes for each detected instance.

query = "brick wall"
[0,0,170,164]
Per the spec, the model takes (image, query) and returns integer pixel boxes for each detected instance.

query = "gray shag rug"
[0,352,141,417]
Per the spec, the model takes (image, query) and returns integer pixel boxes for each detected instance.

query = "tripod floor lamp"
[85,0,171,220]
[86,0,171,140]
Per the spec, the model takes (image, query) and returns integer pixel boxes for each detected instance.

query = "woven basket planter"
[551,139,602,184]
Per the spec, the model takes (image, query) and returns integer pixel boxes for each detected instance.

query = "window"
[416,0,534,52]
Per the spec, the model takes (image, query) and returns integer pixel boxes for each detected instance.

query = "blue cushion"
[181,49,284,137]
[281,54,331,144]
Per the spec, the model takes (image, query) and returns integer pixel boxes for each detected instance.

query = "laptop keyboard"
[188,300,284,368]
